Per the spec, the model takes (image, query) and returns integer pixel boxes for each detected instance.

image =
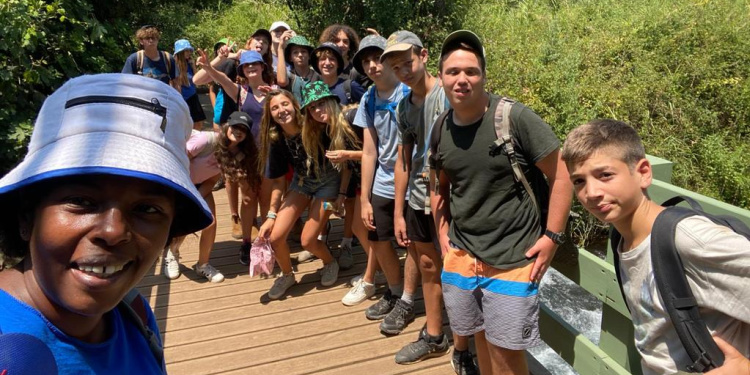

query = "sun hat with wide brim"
[300,81,339,109]
[0,73,213,237]
[284,35,314,64]
[236,50,266,78]
[310,42,345,76]
[174,39,194,55]
[352,35,387,75]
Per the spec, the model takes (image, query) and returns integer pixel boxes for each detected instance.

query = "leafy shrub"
[464,0,750,212]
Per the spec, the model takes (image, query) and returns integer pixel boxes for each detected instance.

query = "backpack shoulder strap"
[162,51,172,75]
[428,109,451,185]
[118,289,164,366]
[136,50,144,75]
[366,85,378,121]
[609,227,630,314]
[343,79,352,103]
[492,98,539,216]
[651,206,725,372]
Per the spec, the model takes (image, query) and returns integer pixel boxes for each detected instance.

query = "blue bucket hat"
[236,50,266,78]
[174,39,194,55]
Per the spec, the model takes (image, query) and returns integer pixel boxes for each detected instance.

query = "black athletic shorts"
[405,205,436,243]
[185,93,207,123]
[368,194,398,242]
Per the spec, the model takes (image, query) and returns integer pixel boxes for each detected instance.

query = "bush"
[464,0,750,212]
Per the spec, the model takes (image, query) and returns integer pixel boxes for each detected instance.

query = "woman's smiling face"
[22,175,175,316]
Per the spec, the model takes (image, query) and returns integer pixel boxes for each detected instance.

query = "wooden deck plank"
[135,190,457,374]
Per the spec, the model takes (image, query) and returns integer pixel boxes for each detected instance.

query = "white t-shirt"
[618,215,750,374]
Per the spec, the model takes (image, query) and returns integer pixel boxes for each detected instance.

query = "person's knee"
[300,230,319,249]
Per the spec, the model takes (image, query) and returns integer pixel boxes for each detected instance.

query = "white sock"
[317,234,327,242]
[401,291,414,305]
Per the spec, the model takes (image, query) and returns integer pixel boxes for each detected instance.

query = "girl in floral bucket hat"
[0,73,212,374]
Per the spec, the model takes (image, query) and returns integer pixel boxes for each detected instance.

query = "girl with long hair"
[174,39,206,130]
[196,48,275,264]
[256,84,357,300]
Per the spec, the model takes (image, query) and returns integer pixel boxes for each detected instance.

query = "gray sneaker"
[394,326,450,365]
[365,289,398,320]
[379,299,415,335]
[338,242,354,270]
[268,273,296,300]
[320,260,339,287]
[452,349,480,375]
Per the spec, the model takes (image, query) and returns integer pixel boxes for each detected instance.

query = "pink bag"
[249,237,275,277]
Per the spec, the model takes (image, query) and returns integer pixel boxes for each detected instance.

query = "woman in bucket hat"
[0,73,212,374]
[276,34,320,104]
[196,48,276,261]
[174,38,207,130]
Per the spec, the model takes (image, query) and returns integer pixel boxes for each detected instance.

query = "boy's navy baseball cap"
[0,73,213,236]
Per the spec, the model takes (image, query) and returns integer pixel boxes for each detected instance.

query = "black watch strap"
[544,229,565,245]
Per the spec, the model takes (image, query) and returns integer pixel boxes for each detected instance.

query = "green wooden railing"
[538,155,750,374]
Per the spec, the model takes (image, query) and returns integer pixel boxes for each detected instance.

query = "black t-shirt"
[430,94,560,268]
[267,131,336,180]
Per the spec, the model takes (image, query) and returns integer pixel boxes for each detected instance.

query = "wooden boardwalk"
[136,190,460,374]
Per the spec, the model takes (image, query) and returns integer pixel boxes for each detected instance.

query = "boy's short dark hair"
[438,42,485,73]
[562,119,646,169]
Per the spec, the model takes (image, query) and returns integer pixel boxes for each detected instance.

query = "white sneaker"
[297,250,316,263]
[342,279,375,306]
[320,261,339,287]
[350,270,387,286]
[194,263,224,283]
[163,249,180,280]
[338,243,354,270]
[268,273,296,300]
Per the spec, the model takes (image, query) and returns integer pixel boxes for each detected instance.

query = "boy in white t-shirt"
[562,119,750,375]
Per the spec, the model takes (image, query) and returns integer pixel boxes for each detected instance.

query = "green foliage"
[181,0,289,53]
[284,0,473,53]
[465,0,750,213]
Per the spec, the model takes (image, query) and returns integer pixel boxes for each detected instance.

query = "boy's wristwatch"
[544,229,566,245]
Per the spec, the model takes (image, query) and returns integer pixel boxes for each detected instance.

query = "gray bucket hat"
[352,35,387,75]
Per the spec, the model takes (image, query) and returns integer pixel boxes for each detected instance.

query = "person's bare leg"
[373,240,401,286]
[488,341,529,375]
[413,241,443,337]
[474,330,493,375]
[258,177,273,225]
[269,190,310,274]
[343,197,355,238]
[301,198,334,263]
[403,245,420,296]
[197,192,217,265]
[239,181,258,241]
[351,196,376,278]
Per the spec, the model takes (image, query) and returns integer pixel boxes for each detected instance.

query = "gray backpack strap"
[492,98,540,217]
[119,289,164,367]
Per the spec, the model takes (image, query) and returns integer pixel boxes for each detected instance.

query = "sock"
[341,237,352,247]
[426,332,444,343]
[389,283,404,297]
[317,234,327,242]
[401,291,414,304]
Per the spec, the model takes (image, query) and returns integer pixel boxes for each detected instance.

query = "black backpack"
[610,195,750,372]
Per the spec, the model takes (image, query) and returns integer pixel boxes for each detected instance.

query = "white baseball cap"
[0,73,213,236]
[269,21,291,31]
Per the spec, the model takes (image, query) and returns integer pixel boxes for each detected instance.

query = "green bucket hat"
[284,35,314,63]
[301,81,339,109]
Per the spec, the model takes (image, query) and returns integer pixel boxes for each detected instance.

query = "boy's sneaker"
[238,241,250,265]
[338,242,354,270]
[379,299,415,335]
[342,279,375,306]
[319,261,339,286]
[268,273,296,300]
[163,249,180,280]
[231,215,242,239]
[451,349,480,375]
[394,326,450,365]
[193,263,225,283]
[365,289,398,320]
[296,250,316,263]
